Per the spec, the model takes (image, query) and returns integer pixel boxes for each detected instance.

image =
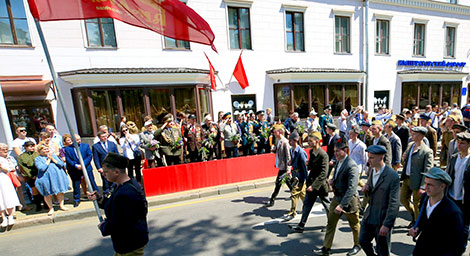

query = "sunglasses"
[19,129,27,132]
[122,129,128,132]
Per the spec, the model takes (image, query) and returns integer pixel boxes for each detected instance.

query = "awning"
[0,76,52,98]
[59,67,214,86]
[397,69,468,82]
[266,68,365,83]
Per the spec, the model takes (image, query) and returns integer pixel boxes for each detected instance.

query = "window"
[149,88,171,118]
[401,82,461,110]
[413,23,425,56]
[121,89,146,129]
[91,90,119,133]
[275,85,291,120]
[445,26,456,58]
[376,19,389,54]
[0,0,31,45]
[335,16,350,53]
[175,88,197,116]
[85,18,117,47]
[449,0,457,4]
[293,85,309,117]
[286,11,304,51]
[73,90,93,136]
[228,7,251,49]
[164,37,190,50]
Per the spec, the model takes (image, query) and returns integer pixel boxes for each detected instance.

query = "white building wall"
[0,0,469,140]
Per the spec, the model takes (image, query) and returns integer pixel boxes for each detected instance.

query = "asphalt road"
[0,186,467,256]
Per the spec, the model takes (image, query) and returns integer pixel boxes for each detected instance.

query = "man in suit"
[265,127,292,207]
[409,168,466,256]
[400,127,434,227]
[419,114,438,157]
[282,131,308,221]
[92,131,119,196]
[325,123,340,177]
[313,142,361,256]
[65,134,99,207]
[370,120,392,166]
[289,131,330,232]
[393,114,409,153]
[446,131,470,244]
[383,120,402,171]
[359,145,400,256]
[447,123,467,165]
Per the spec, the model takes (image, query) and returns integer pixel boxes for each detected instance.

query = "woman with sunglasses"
[120,125,143,183]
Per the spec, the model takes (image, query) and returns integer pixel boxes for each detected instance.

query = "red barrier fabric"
[143,153,277,196]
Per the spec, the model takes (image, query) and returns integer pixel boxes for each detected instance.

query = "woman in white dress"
[0,143,21,230]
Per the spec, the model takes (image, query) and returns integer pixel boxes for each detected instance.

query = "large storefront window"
[91,90,119,133]
[175,88,196,116]
[293,85,309,118]
[402,82,461,110]
[121,89,145,129]
[72,90,93,136]
[149,88,171,119]
[6,103,53,140]
[275,83,360,120]
[72,85,212,136]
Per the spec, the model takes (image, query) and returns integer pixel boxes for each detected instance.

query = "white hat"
[144,120,153,127]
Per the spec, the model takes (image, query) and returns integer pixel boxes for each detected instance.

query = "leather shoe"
[312,247,330,255]
[346,245,361,256]
[265,199,274,207]
[288,224,304,233]
[282,214,294,222]
[73,201,80,208]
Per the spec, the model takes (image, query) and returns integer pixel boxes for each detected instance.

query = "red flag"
[27,0,217,52]
[204,53,216,91]
[233,54,249,89]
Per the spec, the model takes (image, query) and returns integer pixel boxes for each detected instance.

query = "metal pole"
[34,20,103,222]
[365,0,369,111]
[0,83,14,149]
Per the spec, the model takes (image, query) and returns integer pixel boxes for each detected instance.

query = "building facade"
[1,0,469,141]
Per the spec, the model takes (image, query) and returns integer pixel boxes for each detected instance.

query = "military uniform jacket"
[374,135,393,166]
[239,121,254,146]
[154,126,183,156]
[332,156,360,212]
[446,153,470,224]
[319,113,333,136]
[414,196,465,256]
[253,120,269,145]
[400,142,434,190]
[184,123,204,152]
[363,165,400,228]
[425,126,438,156]
[306,147,329,194]
[359,131,374,147]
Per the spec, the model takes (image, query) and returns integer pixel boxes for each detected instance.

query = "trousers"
[400,177,421,220]
[323,198,361,249]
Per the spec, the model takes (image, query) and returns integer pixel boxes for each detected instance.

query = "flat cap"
[423,167,452,185]
[309,131,322,140]
[452,123,467,131]
[103,152,129,169]
[366,145,387,155]
[386,119,397,128]
[326,123,337,130]
[372,120,383,126]
[323,105,332,110]
[395,114,405,120]
[457,131,470,141]
[412,126,427,135]
[266,108,272,112]
[350,125,361,134]
[419,114,431,121]
[256,110,265,116]
[289,130,300,141]
[162,113,174,123]
[360,121,371,127]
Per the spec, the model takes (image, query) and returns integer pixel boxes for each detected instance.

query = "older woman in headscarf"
[0,143,21,230]
[34,142,70,215]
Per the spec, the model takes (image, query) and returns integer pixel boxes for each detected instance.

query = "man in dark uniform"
[313,142,361,256]
[289,131,330,232]
[88,152,149,256]
[253,110,271,154]
[319,105,333,145]
[409,167,465,256]
[359,121,373,147]
[184,114,204,162]
[240,113,255,156]
[359,145,400,256]
[155,114,183,166]
[201,114,219,161]
[419,114,438,157]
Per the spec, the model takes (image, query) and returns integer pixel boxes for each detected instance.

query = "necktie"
[102,142,107,152]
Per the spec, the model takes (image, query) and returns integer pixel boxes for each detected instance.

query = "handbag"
[7,171,21,188]
[133,147,142,158]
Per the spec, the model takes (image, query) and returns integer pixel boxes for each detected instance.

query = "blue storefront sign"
[397,60,466,68]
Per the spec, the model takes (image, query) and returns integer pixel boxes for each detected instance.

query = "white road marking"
[252,204,326,228]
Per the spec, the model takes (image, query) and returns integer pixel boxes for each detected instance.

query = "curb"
[10,179,275,231]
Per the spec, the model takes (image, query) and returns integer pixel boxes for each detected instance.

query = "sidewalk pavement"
[10,177,276,231]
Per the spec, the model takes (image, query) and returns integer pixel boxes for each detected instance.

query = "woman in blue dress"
[34,142,69,215]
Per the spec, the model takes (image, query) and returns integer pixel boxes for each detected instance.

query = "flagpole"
[34,19,103,222]
[227,50,244,85]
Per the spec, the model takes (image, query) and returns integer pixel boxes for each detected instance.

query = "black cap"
[188,114,196,119]
[102,152,129,169]
[396,114,405,120]
[323,105,332,110]
[289,130,300,141]
[419,114,431,121]
[360,121,371,127]
[256,110,265,116]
